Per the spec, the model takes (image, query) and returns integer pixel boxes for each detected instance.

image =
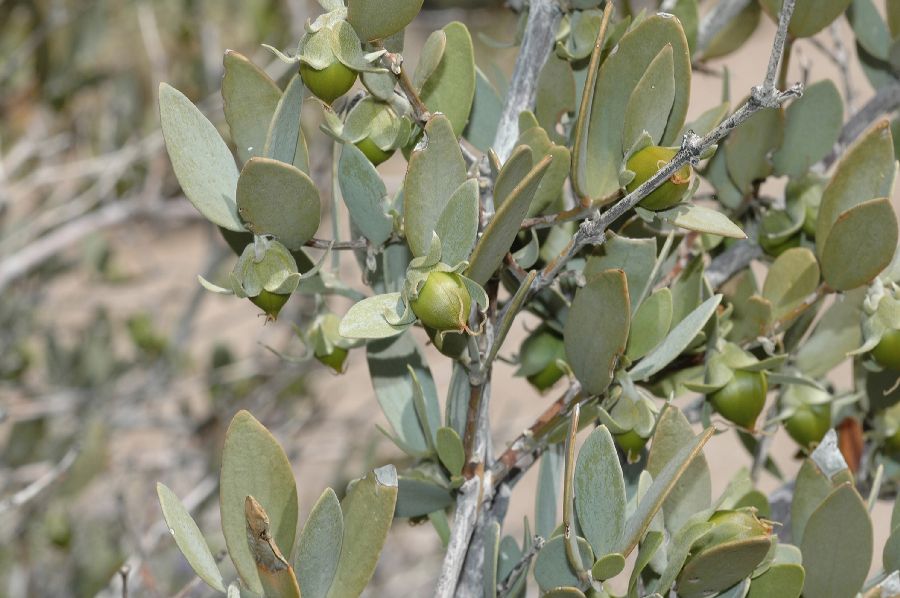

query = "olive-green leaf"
[762,247,820,321]
[533,535,594,592]
[222,50,282,165]
[627,288,673,360]
[412,30,446,91]
[467,155,553,285]
[516,125,571,217]
[702,1,761,59]
[773,80,843,178]
[537,444,563,539]
[493,145,534,210]
[366,331,440,455]
[581,14,691,203]
[629,294,722,381]
[326,465,399,598]
[816,120,895,252]
[296,488,343,598]
[623,44,676,152]
[464,68,503,153]
[884,525,900,573]
[725,105,784,192]
[264,73,309,173]
[404,114,466,256]
[617,427,714,558]
[436,427,465,476]
[339,143,393,246]
[747,563,805,598]
[677,537,773,598]
[159,83,243,231]
[395,476,454,517]
[800,483,873,598]
[434,179,479,266]
[564,269,631,395]
[760,0,853,38]
[339,293,410,340]
[585,234,658,311]
[236,158,321,250]
[663,204,748,239]
[574,426,627,557]
[820,198,899,291]
[484,521,501,598]
[646,407,711,534]
[535,53,576,141]
[794,288,864,378]
[419,22,476,137]
[156,483,226,593]
[346,0,424,42]
[220,410,299,595]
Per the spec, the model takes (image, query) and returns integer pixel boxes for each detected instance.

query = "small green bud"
[625,145,692,211]
[614,429,649,455]
[316,345,349,373]
[872,329,900,371]
[517,326,566,392]
[691,508,773,555]
[250,290,290,321]
[410,272,472,333]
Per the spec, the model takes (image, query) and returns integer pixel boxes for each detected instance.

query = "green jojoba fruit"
[427,326,468,358]
[614,430,649,455]
[250,290,290,322]
[760,231,802,257]
[410,272,472,333]
[356,136,394,166]
[784,402,831,448]
[316,346,349,373]
[625,145,692,211]
[300,61,357,104]
[708,370,768,430]
[872,329,900,371]
[518,327,566,392]
[692,508,773,554]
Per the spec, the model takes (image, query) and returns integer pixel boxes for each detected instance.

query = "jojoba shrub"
[156,0,900,596]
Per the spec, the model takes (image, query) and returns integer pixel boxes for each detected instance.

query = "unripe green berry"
[692,509,772,554]
[519,327,566,392]
[410,272,472,332]
[250,290,290,322]
[872,329,900,371]
[784,401,831,448]
[355,137,394,166]
[614,430,648,455]
[625,145,692,211]
[316,346,349,373]
[708,370,768,430]
[300,61,357,104]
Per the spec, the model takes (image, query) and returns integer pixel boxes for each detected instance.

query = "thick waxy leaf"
[295,488,343,598]
[760,0,853,38]
[156,483,226,592]
[762,247,820,321]
[580,14,691,203]
[773,81,843,178]
[629,294,722,381]
[264,73,309,173]
[820,198,899,291]
[627,289,673,360]
[236,158,321,250]
[467,155,553,285]
[585,234,657,311]
[484,521,501,598]
[725,105,784,192]
[564,269,631,395]
[795,289,864,377]
[435,427,465,477]
[419,22,476,137]
[536,53,576,141]
[662,204,747,239]
[493,145,534,210]
[326,465,398,598]
[884,525,900,573]
[702,1,761,59]
[395,476,454,517]
[537,444,563,539]
[623,45,676,151]
[220,411,299,595]
[646,407,711,534]
[817,120,895,252]
[346,0,424,42]
[617,427,714,558]
[516,124,571,217]
[412,30,446,90]
[747,563,805,598]
[574,426,626,557]
[800,484,873,598]
[339,143,393,246]
[222,51,282,164]
[159,83,243,231]
[464,68,503,152]
[533,535,594,592]
[677,538,773,598]
[791,459,835,546]
[404,115,466,256]
[366,332,441,455]
[339,293,410,340]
